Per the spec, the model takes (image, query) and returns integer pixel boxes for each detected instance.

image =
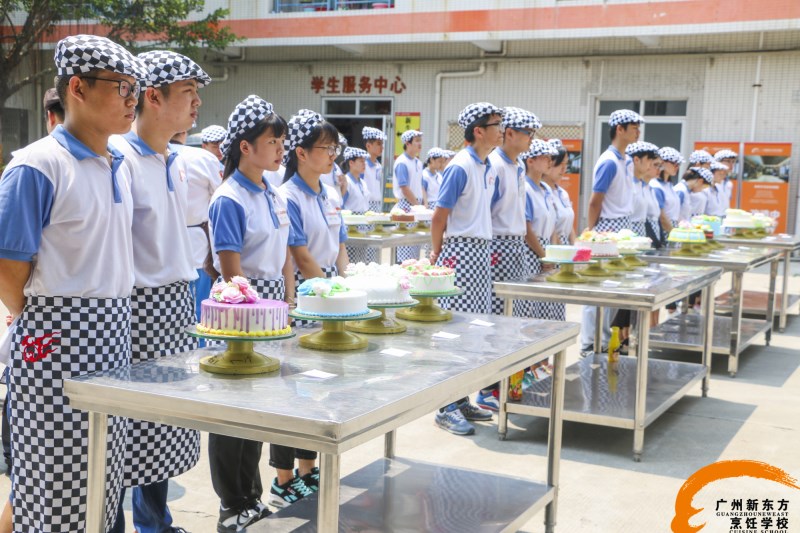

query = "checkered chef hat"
[219,95,275,157]
[427,147,446,160]
[548,138,564,151]
[400,130,423,144]
[502,107,541,130]
[137,50,211,88]
[710,161,729,172]
[658,147,684,165]
[285,108,324,152]
[343,147,368,162]
[362,126,387,141]
[625,141,659,156]
[689,166,714,184]
[201,125,226,144]
[689,150,713,165]
[458,102,504,129]
[714,149,738,161]
[520,139,557,161]
[55,34,148,79]
[443,150,456,158]
[608,109,644,127]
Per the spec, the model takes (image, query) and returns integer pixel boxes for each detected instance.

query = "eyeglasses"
[482,122,504,130]
[79,76,141,99]
[312,145,342,157]
[509,127,535,137]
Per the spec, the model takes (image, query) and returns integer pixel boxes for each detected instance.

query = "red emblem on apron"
[21,332,60,363]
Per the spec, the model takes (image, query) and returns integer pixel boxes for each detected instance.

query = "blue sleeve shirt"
[436,165,468,210]
[653,188,666,209]
[592,159,617,194]
[0,165,54,261]
[394,162,409,188]
[525,193,534,223]
[208,196,246,253]
[286,198,307,247]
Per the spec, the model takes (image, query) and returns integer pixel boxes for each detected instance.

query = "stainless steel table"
[346,230,431,263]
[643,246,782,376]
[65,314,577,533]
[494,264,722,461]
[713,235,800,331]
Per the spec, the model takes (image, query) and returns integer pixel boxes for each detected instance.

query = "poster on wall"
[560,139,583,231]
[394,112,420,158]
[740,142,792,233]
[694,141,740,208]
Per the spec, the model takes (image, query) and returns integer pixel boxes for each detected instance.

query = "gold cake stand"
[620,249,649,267]
[392,221,417,233]
[289,309,382,351]
[606,253,635,271]
[345,300,420,334]
[671,242,706,257]
[580,256,620,278]
[541,258,594,283]
[367,220,395,236]
[186,325,295,376]
[706,238,725,250]
[395,288,465,322]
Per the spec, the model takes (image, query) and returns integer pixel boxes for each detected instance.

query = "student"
[707,161,729,216]
[201,124,227,161]
[626,141,660,238]
[581,109,643,354]
[362,126,387,212]
[422,147,446,208]
[319,133,347,207]
[207,95,292,531]
[276,109,349,505]
[688,149,713,169]
[393,129,424,262]
[691,167,713,216]
[0,34,146,532]
[429,102,503,435]
[714,149,738,209]
[674,167,710,219]
[110,49,211,533]
[341,146,374,263]
[651,146,684,242]
[545,139,577,245]
[42,87,64,133]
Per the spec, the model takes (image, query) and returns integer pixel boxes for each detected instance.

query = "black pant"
[208,434,264,510]
[269,445,317,471]
[2,369,11,473]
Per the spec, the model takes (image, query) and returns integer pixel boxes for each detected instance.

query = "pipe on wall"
[433,62,486,147]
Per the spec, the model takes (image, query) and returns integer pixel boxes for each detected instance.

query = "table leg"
[390,246,397,265]
[384,430,396,458]
[86,412,109,533]
[593,306,604,353]
[498,372,509,441]
[632,310,649,462]
[728,272,743,377]
[503,296,513,317]
[701,282,716,398]
[765,258,778,345]
[544,349,566,533]
[780,250,790,332]
[317,453,341,533]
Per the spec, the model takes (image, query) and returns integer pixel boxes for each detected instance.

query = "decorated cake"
[340,210,368,225]
[365,210,390,223]
[615,229,652,252]
[401,259,456,293]
[544,245,592,262]
[723,209,755,229]
[753,213,776,232]
[344,262,413,304]
[410,205,434,222]
[668,222,706,243]
[691,215,722,237]
[296,277,370,317]
[198,277,291,337]
[390,206,414,222]
[576,231,619,257]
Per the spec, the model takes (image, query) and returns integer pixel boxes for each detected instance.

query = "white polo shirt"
[630,178,649,224]
[525,177,557,240]
[422,168,442,207]
[392,152,423,201]
[170,143,222,269]
[592,146,632,220]
[437,146,496,240]
[706,185,725,216]
[674,181,692,222]
[320,162,343,208]
[281,174,347,270]
[364,158,383,202]
[264,164,286,190]
[111,131,197,288]
[343,173,370,213]
[690,190,708,217]
[645,182,660,220]
[488,148,526,236]
[208,170,291,280]
[0,125,135,298]
[650,178,681,222]
[554,185,575,237]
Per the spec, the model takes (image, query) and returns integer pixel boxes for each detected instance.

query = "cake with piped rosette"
[198,277,290,337]
[343,262,413,304]
[401,259,456,293]
[295,277,370,317]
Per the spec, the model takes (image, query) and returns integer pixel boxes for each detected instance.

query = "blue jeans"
[189,268,213,347]
[111,480,174,533]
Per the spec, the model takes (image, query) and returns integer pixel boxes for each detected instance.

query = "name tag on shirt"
[276,209,290,227]
[326,211,341,226]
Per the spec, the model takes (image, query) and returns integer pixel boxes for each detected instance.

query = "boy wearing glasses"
[429,102,504,435]
[393,129,424,262]
[0,34,146,531]
[109,50,211,533]
[362,126,387,212]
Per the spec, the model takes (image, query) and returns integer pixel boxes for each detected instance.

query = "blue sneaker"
[474,389,500,413]
[268,476,313,509]
[293,467,319,492]
[434,404,475,435]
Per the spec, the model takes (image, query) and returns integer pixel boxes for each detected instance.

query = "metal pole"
[700,282,715,398]
[317,453,341,532]
[384,430,396,459]
[593,306,604,353]
[86,412,109,533]
[632,310,649,462]
[544,348,566,533]
[780,250,790,332]
[765,258,778,345]
[498,369,509,441]
[728,272,744,376]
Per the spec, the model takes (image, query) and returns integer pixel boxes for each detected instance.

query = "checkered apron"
[595,216,631,233]
[8,295,130,532]
[126,281,199,487]
[631,220,647,237]
[437,237,491,314]
[395,198,421,263]
[294,266,338,327]
[368,200,383,212]
[519,237,565,320]
[490,235,529,315]
[345,211,377,264]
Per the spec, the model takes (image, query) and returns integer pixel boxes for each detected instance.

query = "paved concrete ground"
[2,262,800,532]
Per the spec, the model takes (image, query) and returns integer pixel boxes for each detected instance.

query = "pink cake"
[198,277,291,337]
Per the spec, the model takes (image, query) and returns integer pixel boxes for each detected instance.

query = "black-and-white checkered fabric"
[524,237,565,320]
[608,109,644,127]
[55,34,148,79]
[426,147,446,161]
[9,295,130,532]
[457,102,503,129]
[714,149,738,161]
[490,235,529,315]
[595,216,631,232]
[400,130,422,144]
[127,281,199,487]
[710,161,728,172]
[137,50,211,88]
[362,126,386,141]
[394,198,421,263]
[658,146,684,164]
[201,125,227,143]
[625,141,659,156]
[343,147,368,162]
[689,166,714,184]
[521,139,558,161]
[286,109,324,152]
[368,200,383,212]
[631,220,647,237]
[346,241,377,265]
[502,106,541,130]
[437,237,491,314]
[294,266,338,327]
[548,138,564,150]
[220,95,275,157]
[689,150,714,165]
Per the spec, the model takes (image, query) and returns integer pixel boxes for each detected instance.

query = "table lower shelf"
[256,457,554,533]
[714,290,800,317]
[648,313,770,355]
[504,355,706,430]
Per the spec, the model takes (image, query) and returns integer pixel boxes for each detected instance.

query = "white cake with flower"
[344,262,413,304]
[410,205,434,222]
[364,210,391,223]
[340,209,368,225]
[576,231,619,257]
[197,277,291,337]
[615,229,652,252]
[295,277,370,317]
[400,259,456,293]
